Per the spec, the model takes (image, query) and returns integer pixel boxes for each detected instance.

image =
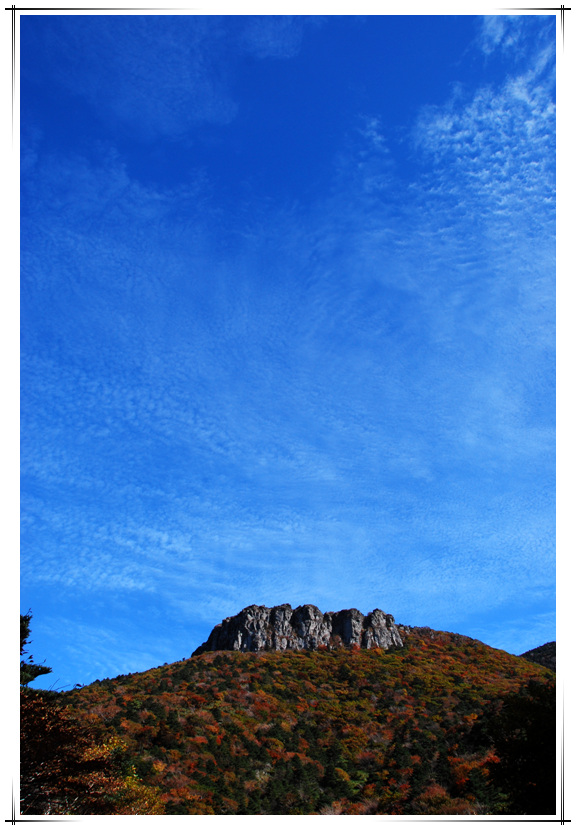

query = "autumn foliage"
[20,690,164,814]
[21,626,556,815]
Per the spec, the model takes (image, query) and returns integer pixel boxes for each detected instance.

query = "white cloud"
[478,15,522,55]
[413,78,554,225]
[19,17,556,680]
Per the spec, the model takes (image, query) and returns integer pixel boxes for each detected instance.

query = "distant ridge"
[520,641,556,671]
[192,603,404,655]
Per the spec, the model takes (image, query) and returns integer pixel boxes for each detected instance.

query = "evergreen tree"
[20,612,52,687]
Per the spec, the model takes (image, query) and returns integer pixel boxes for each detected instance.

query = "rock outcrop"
[192,604,403,656]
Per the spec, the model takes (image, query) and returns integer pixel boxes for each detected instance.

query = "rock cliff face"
[192,604,403,656]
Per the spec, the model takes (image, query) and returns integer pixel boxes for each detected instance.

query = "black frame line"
[4,4,191,7]
[6,784,79,824]
[10,3,14,139]
[3,5,197,139]
[562,690,566,824]
[499,5,571,48]
[4,4,572,825]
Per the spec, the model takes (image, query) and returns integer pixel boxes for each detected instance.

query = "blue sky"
[18,13,556,690]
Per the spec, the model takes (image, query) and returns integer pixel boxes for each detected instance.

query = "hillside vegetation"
[21,627,556,815]
[520,641,556,672]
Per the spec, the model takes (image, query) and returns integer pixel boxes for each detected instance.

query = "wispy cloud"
[477,14,555,61]
[20,16,555,686]
[478,15,523,55]
[22,16,315,142]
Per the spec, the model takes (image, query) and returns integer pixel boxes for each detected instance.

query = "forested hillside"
[21,627,556,816]
[520,641,556,671]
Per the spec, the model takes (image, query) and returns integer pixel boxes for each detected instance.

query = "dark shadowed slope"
[519,642,556,672]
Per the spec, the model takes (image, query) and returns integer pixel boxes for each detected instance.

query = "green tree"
[20,612,52,687]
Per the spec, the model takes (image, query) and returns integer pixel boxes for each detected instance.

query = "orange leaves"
[189,735,208,746]
[412,783,478,815]
[297,736,310,753]
[448,755,475,791]
[21,690,164,815]
[333,766,351,783]
[264,737,285,761]
[52,633,555,816]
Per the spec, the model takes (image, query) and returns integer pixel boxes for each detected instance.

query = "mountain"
[520,641,556,672]
[192,604,404,655]
[22,621,555,816]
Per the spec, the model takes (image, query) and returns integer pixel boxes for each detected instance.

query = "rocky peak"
[192,604,403,656]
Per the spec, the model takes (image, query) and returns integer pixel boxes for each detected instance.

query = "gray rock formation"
[192,604,403,656]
